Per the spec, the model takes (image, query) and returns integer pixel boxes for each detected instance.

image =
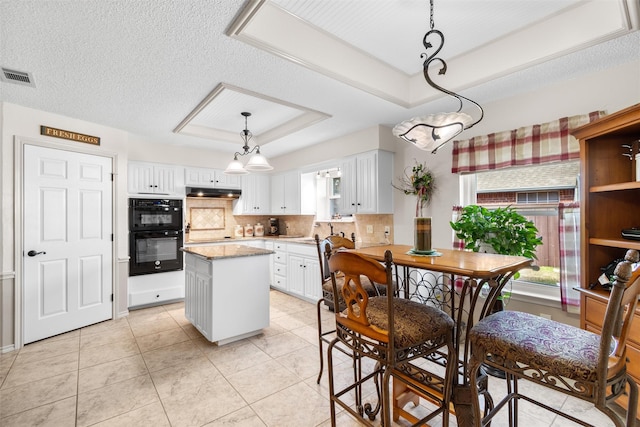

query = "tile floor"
[0,290,620,426]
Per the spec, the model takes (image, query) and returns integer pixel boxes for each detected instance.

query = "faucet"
[328,222,334,235]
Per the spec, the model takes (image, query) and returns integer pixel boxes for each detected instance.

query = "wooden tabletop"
[353,245,532,279]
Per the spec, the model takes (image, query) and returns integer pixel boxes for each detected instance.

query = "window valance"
[451,111,606,174]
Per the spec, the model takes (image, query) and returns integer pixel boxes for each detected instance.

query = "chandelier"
[224,112,273,175]
[393,0,484,154]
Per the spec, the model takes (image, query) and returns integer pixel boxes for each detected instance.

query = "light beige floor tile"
[160,374,247,427]
[270,313,311,330]
[136,326,191,352]
[290,323,322,346]
[78,354,148,393]
[141,340,203,372]
[251,382,331,427]
[0,395,76,427]
[76,374,159,427]
[166,307,191,326]
[150,355,220,398]
[180,322,205,339]
[250,331,311,358]
[202,405,266,426]
[130,316,181,338]
[275,344,324,380]
[80,325,134,349]
[203,340,272,376]
[254,322,287,338]
[15,335,79,364]
[80,317,130,337]
[2,350,78,389]
[226,359,300,404]
[91,401,171,427]
[0,371,77,418]
[127,306,171,325]
[79,337,140,369]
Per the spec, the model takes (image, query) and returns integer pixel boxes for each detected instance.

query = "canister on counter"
[254,223,264,237]
[244,224,254,237]
[234,225,244,238]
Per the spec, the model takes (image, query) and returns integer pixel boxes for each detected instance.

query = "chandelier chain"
[429,0,434,30]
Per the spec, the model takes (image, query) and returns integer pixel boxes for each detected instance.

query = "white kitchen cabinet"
[234,174,270,214]
[339,150,393,215]
[271,171,301,215]
[286,243,321,302]
[128,161,184,196]
[128,270,185,308]
[185,167,241,189]
[272,241,287,291]
[212,171,241,189]
[184,249,270,345]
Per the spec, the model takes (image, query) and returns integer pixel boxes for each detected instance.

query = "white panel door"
[23,144,113,344]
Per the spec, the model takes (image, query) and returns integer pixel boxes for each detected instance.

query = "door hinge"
[110,173,115,181]
[111,234,114,241]
[111,294,114,302]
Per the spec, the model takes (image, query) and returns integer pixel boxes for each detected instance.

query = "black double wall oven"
[129,198,183,276]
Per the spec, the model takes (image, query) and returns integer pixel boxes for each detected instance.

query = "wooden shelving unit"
[572,103,640,413]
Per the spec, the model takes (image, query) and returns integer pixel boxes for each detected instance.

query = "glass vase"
[414,217,432,252]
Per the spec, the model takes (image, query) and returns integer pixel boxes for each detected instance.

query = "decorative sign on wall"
[40,126,100,145]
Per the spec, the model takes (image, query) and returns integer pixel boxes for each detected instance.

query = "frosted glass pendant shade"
[224,158,249,175]
[245,152,273,171]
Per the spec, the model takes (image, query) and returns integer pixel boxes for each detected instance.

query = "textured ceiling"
[0,0,639,159]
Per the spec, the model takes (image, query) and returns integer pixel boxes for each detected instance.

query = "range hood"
[186,187,242,199]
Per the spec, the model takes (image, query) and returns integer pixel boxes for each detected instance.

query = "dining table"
[352,244,533,427]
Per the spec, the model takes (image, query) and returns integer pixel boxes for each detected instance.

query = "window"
[465,161,580,299]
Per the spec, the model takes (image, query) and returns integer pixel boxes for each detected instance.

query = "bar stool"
[314,233,383,384]
[469,250,640,427]
[326,250,457,426]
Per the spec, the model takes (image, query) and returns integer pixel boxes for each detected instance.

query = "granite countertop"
[181,244,275,260]
[185,236,317,245]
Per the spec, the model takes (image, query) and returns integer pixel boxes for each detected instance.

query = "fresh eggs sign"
[40,126,100,145]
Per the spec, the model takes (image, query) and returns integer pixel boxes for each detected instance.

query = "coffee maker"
[268,218,279,235]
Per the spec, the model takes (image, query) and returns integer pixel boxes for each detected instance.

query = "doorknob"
[27,250,46,257]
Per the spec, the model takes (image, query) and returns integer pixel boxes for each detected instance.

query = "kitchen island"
[181,244,274,345]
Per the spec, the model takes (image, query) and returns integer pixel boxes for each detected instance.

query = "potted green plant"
[449,204,542,259]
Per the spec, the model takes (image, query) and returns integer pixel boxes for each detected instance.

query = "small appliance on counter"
[268,218,279,236]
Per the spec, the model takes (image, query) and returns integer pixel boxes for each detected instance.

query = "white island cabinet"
[182,244,274,345]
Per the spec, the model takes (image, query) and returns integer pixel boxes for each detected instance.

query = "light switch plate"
[367,225,373,233]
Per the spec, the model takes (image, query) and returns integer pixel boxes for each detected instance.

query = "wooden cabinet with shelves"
[572,103,640,414]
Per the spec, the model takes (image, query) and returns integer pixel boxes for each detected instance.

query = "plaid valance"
[451,111,606,174]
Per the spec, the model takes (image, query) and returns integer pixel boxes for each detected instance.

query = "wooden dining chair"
[314,233,383,384]
[469,249,640,427]
[326,250,457,426]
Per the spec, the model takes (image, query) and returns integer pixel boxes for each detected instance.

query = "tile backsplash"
[184,198,393,245]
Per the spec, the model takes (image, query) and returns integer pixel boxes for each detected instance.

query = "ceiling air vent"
[1,68,36,88]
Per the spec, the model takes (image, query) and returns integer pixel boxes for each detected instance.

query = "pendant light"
[393,0,483,154]
[224,112,273,175]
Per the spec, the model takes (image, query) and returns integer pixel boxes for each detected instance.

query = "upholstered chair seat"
[366,297,454,349]
[469,250,640,427]
[470,310,602,383]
